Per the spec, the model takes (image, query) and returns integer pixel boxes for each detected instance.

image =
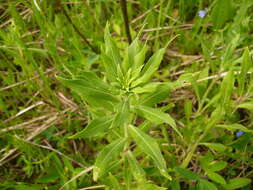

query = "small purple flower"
[236,131,244,137]
[198,10,206,18]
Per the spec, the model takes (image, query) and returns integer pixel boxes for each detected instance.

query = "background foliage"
[0,0,253,189]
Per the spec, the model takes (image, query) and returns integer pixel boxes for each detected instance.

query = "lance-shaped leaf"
[76,71,118,94]
[222,178,251,190]
[128,125,171,180]
[131,48,165,87]
[207,172,226,185]
[237,101,253,112]
[104,24,121,66]
[216,123,253,133]
[69,116,114,139]
[134,105,182,138]
[122,38,140,72]
[175,167,200,180]
[107,173,123,190]
[199,143,227,153]
[133,44,148,71]
[238,47,251,95]
[103,24,121,82]
[132,82,166,94]
[137,83,170,106]
[93,138,126,181]
[58,77,119,110]
[198,179,218,190]
[101,53,118,82]
[207,161,227,172]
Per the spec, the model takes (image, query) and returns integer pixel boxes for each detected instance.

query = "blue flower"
[236,131,244,137]
[198,10,206,18]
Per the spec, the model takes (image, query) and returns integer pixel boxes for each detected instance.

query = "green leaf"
[175,167,200,180]
[93,138,126,181]
[36,169,59,183]
[207,172,226,185]
[130,65,144,83]
[134,105,182,138]
[101,53,118,82]
[58,73,116,94]
[133,44,148,71]
[103,23,121,82]
[222,178,251,190]
[131,48,165,87]
[132,82,165,94]
[198,179,218,190]
[237,101,253,112]
[202,94,221,111]
[122,38,140,72]
[207,106,225,128]
[76,72,116,94]
[238,47,252,95]
[141,48,165,75]
[199,143,227,152]
[138,83,170,106]
[199,152,214,170]
[58,77,119,110]
[127,151,146,182]
[216,124,253,133]
[107,173,122,190]
[124,157,132,189]
[128,125,171,180]
[207,161,227,172]
[222,35,240,69]
[69,116,114,139]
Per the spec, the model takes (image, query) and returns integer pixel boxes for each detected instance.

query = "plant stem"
[180,116,220,168]
[120,0,132,44]
[196,78,217,115]
[180,140,200,168]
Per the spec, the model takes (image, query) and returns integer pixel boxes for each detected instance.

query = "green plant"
[1,0,253,189]
[59,24,179,188]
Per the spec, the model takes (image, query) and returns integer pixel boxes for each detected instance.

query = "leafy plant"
[59,24,179,187]
[1,0,253,189]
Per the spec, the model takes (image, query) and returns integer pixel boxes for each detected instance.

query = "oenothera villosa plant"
[59,25,180,186]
